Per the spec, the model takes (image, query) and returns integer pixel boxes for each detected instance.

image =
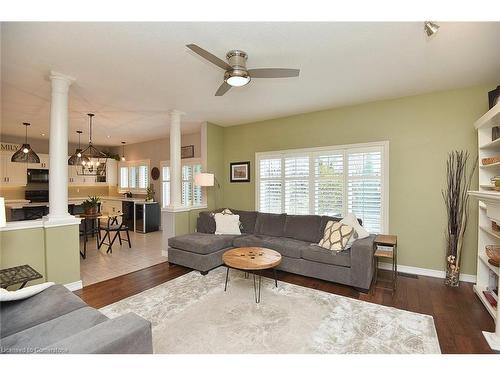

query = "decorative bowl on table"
[485,245,500,267]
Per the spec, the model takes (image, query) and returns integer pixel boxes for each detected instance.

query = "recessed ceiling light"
[424,21,440,37]
[106,135,111,139]
[40,133,46,136]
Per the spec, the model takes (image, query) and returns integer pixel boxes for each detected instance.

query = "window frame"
[255,141,389,233]
[160,158,206,209]
[118,159,150,194]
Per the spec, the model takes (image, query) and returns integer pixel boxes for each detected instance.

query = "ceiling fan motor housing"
[226,50,248,70]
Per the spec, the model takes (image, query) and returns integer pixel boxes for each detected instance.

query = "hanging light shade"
[121,141,126,161]
[11,122,40,163]
[68,130,90,166]
[77,113,108,176]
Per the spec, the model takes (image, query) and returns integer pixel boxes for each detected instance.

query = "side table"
[373,234,398,295]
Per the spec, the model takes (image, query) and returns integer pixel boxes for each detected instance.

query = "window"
[160,160,204,208]
[118,160,150,193]
[256,142,388,233]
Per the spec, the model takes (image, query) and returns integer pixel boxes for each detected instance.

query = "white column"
[168,110,184,209]
[46,71,75,222]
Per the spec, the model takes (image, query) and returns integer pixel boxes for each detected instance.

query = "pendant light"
[68,130,90,166]
[11,122,40,163]
[77,113,108,176]
[121,141,126,161]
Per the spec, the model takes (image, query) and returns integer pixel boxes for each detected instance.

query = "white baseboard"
[377,263,476,283]
[64,280,83,291]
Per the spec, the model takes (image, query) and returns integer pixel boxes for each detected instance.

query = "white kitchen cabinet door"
[1,152,27,186]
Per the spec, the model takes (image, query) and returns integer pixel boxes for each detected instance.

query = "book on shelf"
[376,245,393,252]
[483,290,498,308]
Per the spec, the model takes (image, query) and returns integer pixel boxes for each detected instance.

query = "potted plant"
[146,185,155,202]
[82,195,101,215]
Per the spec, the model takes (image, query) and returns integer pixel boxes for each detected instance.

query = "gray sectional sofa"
[0,285,152,354]
[168,209,376,291]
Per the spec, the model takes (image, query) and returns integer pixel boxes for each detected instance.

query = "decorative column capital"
[49,71,76,93]
[168,109,186,118]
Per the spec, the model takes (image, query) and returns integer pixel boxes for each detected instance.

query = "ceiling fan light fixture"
[225,70,250,87]
[424,21,440,37]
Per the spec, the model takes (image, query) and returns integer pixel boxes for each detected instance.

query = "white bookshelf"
[468,102,500,350]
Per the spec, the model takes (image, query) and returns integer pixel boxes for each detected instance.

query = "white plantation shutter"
[256,142,387,233]
[120,166,128,189]
[192,164,202,205]
[162,162,203,207]
[162,166,170,208]
[259,158,282,213]
[284,156,309,214]
[314,153,344,216]
[138,165,148,189]
[347,150,382,233]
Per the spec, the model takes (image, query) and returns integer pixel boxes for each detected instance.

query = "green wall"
[219,85,494,275]
[1,228,47,290]
[0,224,81,288]
[207,122,225,211]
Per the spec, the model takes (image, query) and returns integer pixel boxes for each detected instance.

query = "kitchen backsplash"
[1,186,124,200]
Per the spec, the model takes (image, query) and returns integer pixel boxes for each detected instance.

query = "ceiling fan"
[186,44,300,96]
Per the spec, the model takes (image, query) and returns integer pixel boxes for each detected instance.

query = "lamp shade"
[0,197,6,228]
[194,173,214,187]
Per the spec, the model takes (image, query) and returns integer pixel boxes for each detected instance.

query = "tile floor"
[79,229,167,286]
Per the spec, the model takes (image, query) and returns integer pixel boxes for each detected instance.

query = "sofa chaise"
[168,210,376,291]
[0,284,153,354]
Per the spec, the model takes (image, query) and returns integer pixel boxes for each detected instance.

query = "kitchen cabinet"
[0,152,27,186]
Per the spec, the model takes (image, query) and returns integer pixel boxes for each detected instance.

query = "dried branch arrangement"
[442,150,477,287]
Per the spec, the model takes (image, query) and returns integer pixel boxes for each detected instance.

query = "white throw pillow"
[340,213,370,247]
[214,213,241,235]
[0,282,55,302]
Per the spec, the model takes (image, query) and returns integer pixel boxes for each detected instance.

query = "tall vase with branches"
[442,150,477,287]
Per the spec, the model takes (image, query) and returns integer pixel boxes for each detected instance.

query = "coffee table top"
[223,247,282,271]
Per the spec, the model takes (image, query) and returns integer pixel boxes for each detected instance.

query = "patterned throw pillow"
[318,221,354,252]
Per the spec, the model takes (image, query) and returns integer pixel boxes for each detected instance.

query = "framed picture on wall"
[181,145,194,159]
[230,161,250,183]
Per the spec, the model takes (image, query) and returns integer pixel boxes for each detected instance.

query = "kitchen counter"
[5,196,158,209]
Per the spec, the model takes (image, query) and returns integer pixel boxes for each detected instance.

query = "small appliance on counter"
[135,202,160,233]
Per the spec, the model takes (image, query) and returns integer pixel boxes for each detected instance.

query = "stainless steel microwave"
[27,169,49,183]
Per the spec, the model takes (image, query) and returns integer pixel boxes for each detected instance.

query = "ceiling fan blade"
[186,44,232,70]
[248,68,300,78]
[215,82,231,96]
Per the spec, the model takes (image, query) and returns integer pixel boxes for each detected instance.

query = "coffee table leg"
[253,273,261,303]
[273,268,278,288]
[224,267,229,292]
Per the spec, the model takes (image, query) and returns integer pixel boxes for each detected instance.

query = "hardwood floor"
[75,262,496,354]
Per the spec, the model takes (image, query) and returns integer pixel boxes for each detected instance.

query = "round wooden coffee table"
[222,247,282,303]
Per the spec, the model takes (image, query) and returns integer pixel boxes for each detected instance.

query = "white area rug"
[100,268,441,354]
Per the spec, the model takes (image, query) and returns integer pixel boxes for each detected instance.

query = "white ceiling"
[1,22,500,146]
